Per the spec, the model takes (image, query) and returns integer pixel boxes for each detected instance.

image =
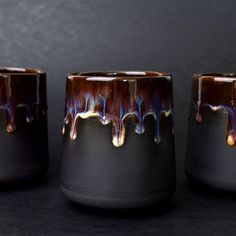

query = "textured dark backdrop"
[1,0,236,235]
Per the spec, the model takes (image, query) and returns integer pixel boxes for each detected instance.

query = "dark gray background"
[1,0,236,235]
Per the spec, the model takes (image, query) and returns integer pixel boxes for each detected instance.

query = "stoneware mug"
[185,73,236,190]
[0,68,49,184]
[60,71,176,208]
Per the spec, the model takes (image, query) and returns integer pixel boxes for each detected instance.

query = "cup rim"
[67,71,172,81]
[194,73,236,78]
[0,67,45,75]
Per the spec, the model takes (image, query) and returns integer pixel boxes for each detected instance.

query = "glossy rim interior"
[0,67,44,75]
[68,71,171,81]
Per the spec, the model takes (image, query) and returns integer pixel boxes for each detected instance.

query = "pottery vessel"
[0,68,49,183]
[185,73,236,190]
[61,71,176,208]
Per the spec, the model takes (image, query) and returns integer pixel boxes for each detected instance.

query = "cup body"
[61,71,175,208]
[185,73,236,190]
[0,68,49,183]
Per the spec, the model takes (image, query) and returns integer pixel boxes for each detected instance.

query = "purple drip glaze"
[192,73,236,146]
[63,71,174,147]
[0,68,47,133]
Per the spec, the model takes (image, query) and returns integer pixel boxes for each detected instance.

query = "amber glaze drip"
[192,73,236,146]
[63,71,173,147]
[0,68,46,133]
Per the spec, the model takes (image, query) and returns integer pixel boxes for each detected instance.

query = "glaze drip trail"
[0,71,46,133]
[63,74,173,147]
[193,75,236,146]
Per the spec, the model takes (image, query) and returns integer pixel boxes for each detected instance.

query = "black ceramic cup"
[185,73,236,191]
[0,68,49,183]
[60,71,176,208]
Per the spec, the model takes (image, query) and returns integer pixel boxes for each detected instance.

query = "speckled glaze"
[61,71,176,208]
[0,68,48,183]
[185,73,236,191]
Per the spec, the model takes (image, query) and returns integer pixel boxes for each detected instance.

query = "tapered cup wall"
[185,73,236,190]
[61,71,176,208]
[0,68,49,183]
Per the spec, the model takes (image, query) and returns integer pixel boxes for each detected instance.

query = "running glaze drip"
[0,69,46,133]
[192,74,236,146]
[63,72,173,147]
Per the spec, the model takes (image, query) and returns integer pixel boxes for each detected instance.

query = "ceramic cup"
[185,73,236,190]
[60,71,176,208]
[0,68,49,183]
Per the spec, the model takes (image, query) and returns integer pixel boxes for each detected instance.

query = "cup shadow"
[65,197,177,219]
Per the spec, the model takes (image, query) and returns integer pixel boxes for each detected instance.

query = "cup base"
[60,183,175,209]
[0,169,48,190]
[185,167,236,192]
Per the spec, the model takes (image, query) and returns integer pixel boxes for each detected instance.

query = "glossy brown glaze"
[63,71,173,147]
[0,68,47,133]
[192,73,236,146]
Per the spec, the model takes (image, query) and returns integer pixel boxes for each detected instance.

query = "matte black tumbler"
[60,71,176,208]
[185,73,236,191]
[0,68,49,183]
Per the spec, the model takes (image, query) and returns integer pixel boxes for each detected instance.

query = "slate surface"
[1,163,236,236]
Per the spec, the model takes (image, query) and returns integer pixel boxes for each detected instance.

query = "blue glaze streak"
[135,97,144,134]
[99,95,107,124]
